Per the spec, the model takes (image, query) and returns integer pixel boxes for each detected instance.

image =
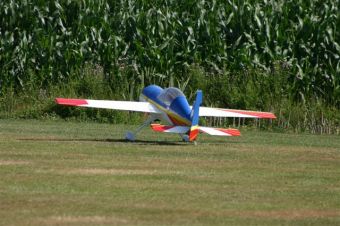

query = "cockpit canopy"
[141,85,191,122]
[157,87,185,106]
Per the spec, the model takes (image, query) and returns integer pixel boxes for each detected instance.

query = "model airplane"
[55,85,276,142]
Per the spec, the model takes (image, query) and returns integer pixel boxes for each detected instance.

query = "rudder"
[189,90,203,141]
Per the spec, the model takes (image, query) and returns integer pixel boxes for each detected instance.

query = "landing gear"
[125,116,156,141]
[125,131,136,141]
[180,134,190,142]
[180,134,197,144]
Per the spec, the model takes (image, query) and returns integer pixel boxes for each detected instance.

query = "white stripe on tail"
[199,127,240,136]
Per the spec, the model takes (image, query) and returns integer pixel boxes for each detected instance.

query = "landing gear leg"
[125,116,155,141]
[179,134,198,145]
[179,134,190,142]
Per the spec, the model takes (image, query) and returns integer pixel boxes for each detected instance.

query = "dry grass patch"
[57,168,183,176]
[0,160,30,166]
[39,216,128,225]
[230,209,340,220]
[1,120,339,226]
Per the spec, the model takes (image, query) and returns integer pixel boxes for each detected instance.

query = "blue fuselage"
[141,85,192,126]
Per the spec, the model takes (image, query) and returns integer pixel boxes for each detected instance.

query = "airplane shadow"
[17,137,187,146]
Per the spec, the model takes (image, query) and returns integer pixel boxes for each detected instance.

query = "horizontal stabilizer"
[199,127,241,136]
[55,98,161,113]
[151,124,190,134]
[151,124,240,137]
[199,107,276,119]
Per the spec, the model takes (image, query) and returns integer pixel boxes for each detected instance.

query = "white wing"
[55,98,161,113]
[199,107,276,119]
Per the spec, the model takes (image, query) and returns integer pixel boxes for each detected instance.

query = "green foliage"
[0,64,338,134]
[0,0,339,133]
[1,0,339,105]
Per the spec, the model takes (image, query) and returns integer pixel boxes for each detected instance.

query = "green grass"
[0,119,339,225]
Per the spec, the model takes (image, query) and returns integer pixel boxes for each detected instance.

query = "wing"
[55,98,161,113]
[199,107,276,119]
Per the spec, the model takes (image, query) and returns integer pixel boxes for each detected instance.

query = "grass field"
[0,119,339,226]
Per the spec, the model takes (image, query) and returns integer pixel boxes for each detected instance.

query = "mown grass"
[0,119,339,226]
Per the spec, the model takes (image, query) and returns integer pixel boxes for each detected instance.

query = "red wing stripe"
[150,124,190,134]
[55,98,88,106]
[221,109,276,119]
[151,124,174,132]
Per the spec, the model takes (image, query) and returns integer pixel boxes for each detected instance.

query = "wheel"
[125,131,135,141]
[182,135,189,142]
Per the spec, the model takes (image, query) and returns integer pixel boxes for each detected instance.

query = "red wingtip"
[222,109,276,119]
[216,128,241,136]
[55,98,88,106]
[150,124,173,132]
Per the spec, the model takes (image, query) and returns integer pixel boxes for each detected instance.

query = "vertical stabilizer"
[189,90,202,141]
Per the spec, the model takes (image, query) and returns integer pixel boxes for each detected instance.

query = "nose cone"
[141,85,163,102]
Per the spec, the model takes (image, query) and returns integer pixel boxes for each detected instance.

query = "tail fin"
[189,90,203,141]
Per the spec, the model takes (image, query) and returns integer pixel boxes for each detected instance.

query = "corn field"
[0,0,339,132]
